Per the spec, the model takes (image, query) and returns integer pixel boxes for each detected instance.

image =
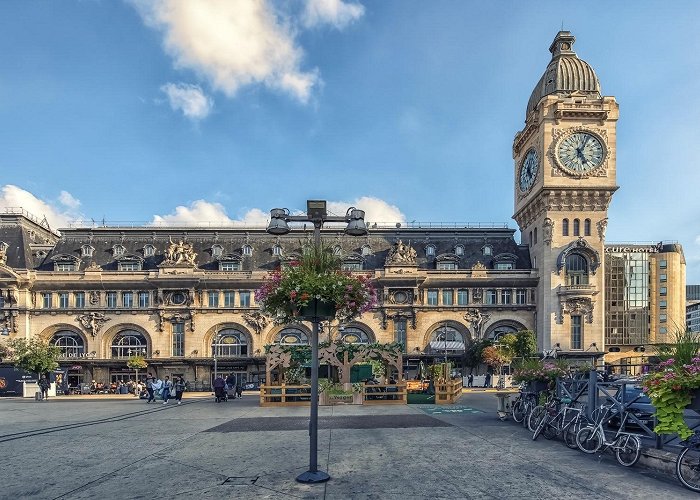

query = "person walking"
[467,373,473,388]
[235,383,242,399]
[38,375,50,401]
[145,373,156,403]
[174,376,186,405]
[484,372,492,388]
[162,376,173,405]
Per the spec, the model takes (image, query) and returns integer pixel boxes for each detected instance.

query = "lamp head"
[345,208,367,236]
[266,208,290,235]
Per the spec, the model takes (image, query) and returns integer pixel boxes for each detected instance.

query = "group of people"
[212,373,243,402]
[466,373,492,388]
[144,374,187,405]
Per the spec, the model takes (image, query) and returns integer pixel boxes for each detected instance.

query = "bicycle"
[676,431,700,492]
[512,391,538,425]
[528,391,556,432]
[532,397,589,449]
[575,403,641,467]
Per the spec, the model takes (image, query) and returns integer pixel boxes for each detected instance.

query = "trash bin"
[35,391,43,401]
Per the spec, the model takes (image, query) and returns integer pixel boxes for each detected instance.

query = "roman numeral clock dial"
[519,148,539,193]
[556,132,605,175]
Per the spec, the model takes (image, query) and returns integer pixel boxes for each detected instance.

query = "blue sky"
[1,1,699,280]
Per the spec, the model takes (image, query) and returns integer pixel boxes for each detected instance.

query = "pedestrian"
[484,372,491,388]
[162,376,173,405]
[145,373,156,403]
[225,373,236,398]
[213,374,226,402]
[38,375,50,401]
[235,383,242,399]
[467,373,473,388]
[174,376,186,405]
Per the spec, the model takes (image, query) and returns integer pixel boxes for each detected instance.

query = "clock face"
[519,148,539,192]
[557,132,605,174]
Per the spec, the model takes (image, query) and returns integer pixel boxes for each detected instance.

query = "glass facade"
[605,252,650,345]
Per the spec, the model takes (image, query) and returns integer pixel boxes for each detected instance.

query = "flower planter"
[527,380,549,393]
[297,299,336,321]
[688,388,700,410]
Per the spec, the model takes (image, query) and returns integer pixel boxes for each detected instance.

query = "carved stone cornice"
[513,188,616,229]
[513,121,538,157]
[557,296,594,324]
[157,310,194,332]
[379,308,416,330]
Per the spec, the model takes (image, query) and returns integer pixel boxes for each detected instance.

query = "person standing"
[484,372,492,388]
[235,383,242,399]
[174,376,186,405]
[145,373,156,403]
[467,373,473,388]
[38,375,50,401]
[162,376,173,405]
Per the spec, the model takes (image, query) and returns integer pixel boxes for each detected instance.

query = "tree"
[501,330,537,360]
[6,338,61,377]
[464,338,492,373]
[127,355,148,386]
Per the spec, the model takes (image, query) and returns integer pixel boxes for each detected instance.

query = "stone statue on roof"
[386,239,417,265]
[165,238,197,266]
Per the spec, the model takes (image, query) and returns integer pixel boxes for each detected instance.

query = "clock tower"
[512,31,619,355]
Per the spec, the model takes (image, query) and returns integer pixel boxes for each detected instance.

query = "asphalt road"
[0,392,693,499]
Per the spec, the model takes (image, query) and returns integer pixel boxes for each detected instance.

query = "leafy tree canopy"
[6,338,61,376]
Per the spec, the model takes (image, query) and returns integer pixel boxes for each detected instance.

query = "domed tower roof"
[526,31,601,116]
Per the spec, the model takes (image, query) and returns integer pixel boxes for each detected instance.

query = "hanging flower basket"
[256,244,376,324]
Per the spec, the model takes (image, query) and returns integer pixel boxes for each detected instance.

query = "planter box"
[526,380,549,393]
[298,299,336,321]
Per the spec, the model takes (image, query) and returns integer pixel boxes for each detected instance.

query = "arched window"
[573,219,580,236]
[562,219,569,236]
[212,328,248,357]
[584,219,591,236]
[426,245,436,258]
[486,324,518,341]
[272,245,282,256]
[276,328,309,345]
[333,245,342,256]
[111,330,147,358]
[339,327,371,344]
[52,331,85,358]
[565,254,589,285]
[482,245,492,256]
[143,244,155,257]
[211,244,223,258]
[361,245,371,256]
[454,245,464,256]
[242,244,253,256]
[429,326,465,352]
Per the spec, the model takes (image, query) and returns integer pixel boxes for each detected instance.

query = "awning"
[429,341,465,351]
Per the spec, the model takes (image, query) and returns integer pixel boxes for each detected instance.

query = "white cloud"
[0,185,83,230]
[131,0,320,103]
[160,82,213,120]
[58,190,81,210]
[327,196,406,224]
[151,196,404,228]
[151,200,268,227]
[302,0,365,29]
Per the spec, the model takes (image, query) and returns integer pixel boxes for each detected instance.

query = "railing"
[362,383,407,405]
[259,384,311,407]
[435,379,463,404]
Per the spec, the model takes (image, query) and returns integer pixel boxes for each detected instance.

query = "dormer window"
[455,245,464,256]
[437,262,457,270]
[52,254,80,272]
[113,244,126,257]
[493,253,517,270]
[143,244,155,257]
[436,254,459,270]
[56,263,76,272]
[361,245,371,256]
[242,245,253,256]
[81,245,94,258]
[333,245,342,256]
[425,245,436,258]
[272,245,282,256]
[117,254,143,271]
[212,244,223,258]
[220,261,241,271]
[482,245,492,256]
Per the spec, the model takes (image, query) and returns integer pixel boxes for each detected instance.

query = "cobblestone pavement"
[0,392,692,499]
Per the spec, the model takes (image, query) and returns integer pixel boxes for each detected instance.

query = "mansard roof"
[29,225,531,272]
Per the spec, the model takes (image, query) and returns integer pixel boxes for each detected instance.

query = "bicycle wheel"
[528,405,546,432]
[564,414,589,450]
[533,413,549,440]
[615,434,641,467]
[512,399,525,423]
[542,415,558,440]
[677,446,700,492]
[576,426,601,454]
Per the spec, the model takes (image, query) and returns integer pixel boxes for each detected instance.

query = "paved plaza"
[0,392,691,499]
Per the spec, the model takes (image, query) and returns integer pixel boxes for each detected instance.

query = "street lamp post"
[267,200,367,484]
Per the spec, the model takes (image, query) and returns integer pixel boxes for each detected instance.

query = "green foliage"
[464,338,492,369]
[6,338,61,376]
[255,244,377,324]
[126,356,148,370]
[481,345,512,367]
[0,340,10,360]
[511,359,567,383]
[428,362,453,380]
[655,327,700,368]
[509,330,538,359]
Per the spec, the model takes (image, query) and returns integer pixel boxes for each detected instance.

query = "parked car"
[607,383,655,430]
